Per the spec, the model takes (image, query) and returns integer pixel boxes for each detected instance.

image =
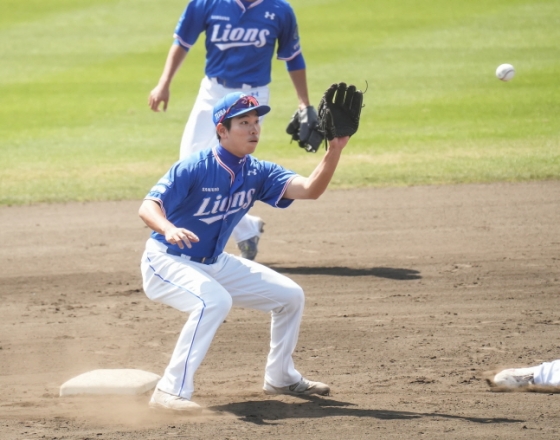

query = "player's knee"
[284,284,305,309]
[205,291,232,317]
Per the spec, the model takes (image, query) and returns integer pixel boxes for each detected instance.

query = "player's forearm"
[302,147,343,199]
[139,199,200,249]
[158,44,188,87]
[285,146,343,201]
[285,137,349,200]
[288,69,311,108]
[139,200,175,235]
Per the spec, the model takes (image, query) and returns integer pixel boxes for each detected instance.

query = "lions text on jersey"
[173,0,301,87]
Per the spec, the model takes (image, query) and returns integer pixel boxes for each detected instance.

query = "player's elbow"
[287,177,328,200]
[303,186,326,200]
[138,205,149,224]
[138,199,160,223]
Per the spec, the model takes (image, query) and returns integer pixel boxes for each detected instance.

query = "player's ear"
[216,123,225,141]
[216,122,229,141]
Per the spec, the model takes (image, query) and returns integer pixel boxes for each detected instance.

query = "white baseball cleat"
[488,367,536,389]
[263,377,330,396]
[149,388,202,412]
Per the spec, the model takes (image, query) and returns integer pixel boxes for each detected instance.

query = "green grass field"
[1,0,559,204]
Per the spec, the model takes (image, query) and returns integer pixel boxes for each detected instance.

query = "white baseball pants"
[141,238,304,400]
[533,360,560,386]
[179,76,270,243]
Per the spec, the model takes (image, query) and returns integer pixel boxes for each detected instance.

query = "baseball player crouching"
[139,93,349,412]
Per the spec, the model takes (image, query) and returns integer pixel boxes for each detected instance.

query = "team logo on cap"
[214,108,227,121]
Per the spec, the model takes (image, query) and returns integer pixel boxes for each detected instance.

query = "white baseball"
[496,64,515,82]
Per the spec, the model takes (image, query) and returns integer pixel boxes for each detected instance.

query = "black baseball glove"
[286,106,325,153]
[318,82,363,143]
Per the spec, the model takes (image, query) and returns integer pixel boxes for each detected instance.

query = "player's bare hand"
[165,227,199,249]
[148,85,170,112]
[327,136,350,151]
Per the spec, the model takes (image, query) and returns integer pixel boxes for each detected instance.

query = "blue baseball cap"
[212,92,271,126]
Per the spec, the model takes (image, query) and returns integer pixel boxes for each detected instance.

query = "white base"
[59,369,160,397]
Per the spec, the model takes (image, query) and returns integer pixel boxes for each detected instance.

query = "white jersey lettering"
[210,195,223,214]
[194,197,212,216]
[231,191,245,208]
[210,24,269,50]
[229,28,244,42]
[243,28,258,42]
[242,189,255,209]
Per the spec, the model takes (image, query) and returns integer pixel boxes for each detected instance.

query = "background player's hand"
[286,106,324,153]
[148,84,170,112]
[164,227,200,249]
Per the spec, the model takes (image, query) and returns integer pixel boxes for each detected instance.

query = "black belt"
[212,77,260,89]
[166,248,219,265]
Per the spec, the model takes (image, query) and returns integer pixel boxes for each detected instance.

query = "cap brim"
[227,104,271,120]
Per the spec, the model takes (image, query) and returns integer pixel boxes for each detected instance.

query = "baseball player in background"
[148,0,319,261]
[139,92,348,412]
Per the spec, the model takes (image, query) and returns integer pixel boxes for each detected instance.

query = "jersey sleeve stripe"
[277,48,302,62]
[144,196,167,218]
[173,34,193,50]
[275,174,298,206]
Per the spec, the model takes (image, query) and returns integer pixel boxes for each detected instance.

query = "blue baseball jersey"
[173,0,301,87]
[145,147,297,258]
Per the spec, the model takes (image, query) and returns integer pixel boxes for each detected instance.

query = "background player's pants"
[179,76,270,158]
[141,238,304,400]
[180,76,270,243]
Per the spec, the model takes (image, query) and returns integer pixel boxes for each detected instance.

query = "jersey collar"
[214,145,246,183]
[236,0,264,11]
